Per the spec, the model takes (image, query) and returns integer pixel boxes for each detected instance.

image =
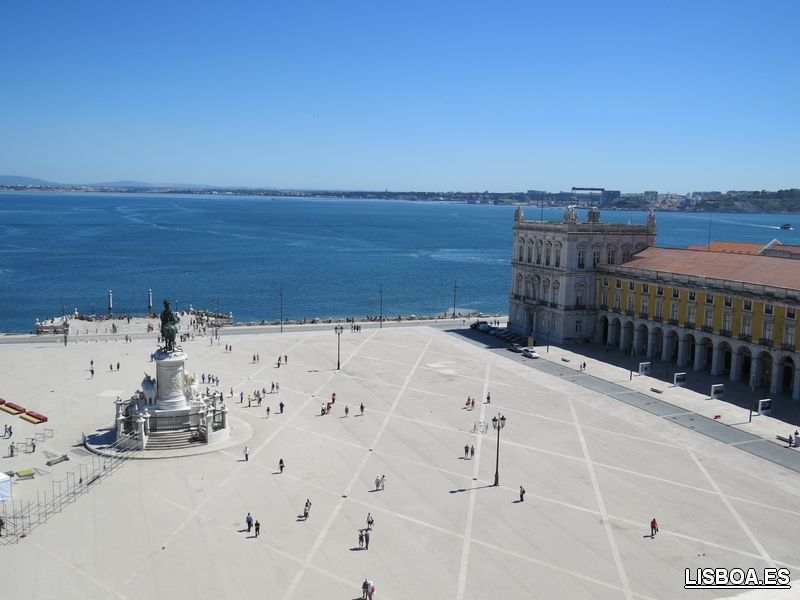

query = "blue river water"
[1,191,798,332]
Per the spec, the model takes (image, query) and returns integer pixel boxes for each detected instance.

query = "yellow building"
[596,246,800,400]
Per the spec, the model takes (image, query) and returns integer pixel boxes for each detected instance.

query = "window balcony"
[759,337,773,347]
[683,321,695,329]
[513,294,522,301]
[598,303,608,310]
[612,307,621,314]
[781,343,796,351]
[653,315,663,322]
[668,318,679,326]
[739,334,751,342]
[639,312,650,319]
[625,310,634,316]
[719,329,732,337]
[701,325,713,333]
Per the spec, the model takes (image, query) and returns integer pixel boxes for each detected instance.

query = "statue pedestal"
[153,349,189,411]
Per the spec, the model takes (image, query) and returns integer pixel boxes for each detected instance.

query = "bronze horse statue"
[160,299,180,352]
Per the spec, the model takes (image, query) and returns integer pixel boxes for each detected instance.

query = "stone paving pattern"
[1,319,799,599]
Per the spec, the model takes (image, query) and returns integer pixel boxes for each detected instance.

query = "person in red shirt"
[650,518,658,537]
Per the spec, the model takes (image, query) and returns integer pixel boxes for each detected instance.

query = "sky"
[1,0,798,193]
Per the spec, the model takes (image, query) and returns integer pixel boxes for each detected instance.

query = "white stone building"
[508,206,656,344]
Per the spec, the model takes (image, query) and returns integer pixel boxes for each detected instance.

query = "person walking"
[519,485,526,502]
[486,392,491,403]
[650,517,658,538]
[358,529,364,549]
[375,475,381,491]
[464,444,469,459]
[254,520,260,537]
[279,458,284,473]
[244,446,250,462]
[364,528,370,550]
[245,512,253,533]
[360,402,364,416]
[362,578,369,599]
[470,445,475,459]
[344,405,349,418]
[368,580,375,600]
[279,400,284,414]
[266,406,270,418]
[380,475,385,490]
[366,513,374,530]
[304,499,311,520]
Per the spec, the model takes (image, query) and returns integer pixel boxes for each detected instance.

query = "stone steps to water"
[145,430,203,450]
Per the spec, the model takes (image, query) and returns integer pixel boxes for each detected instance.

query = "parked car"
[478,323,492,332]
[522,348,540,359]
[509,343,523,353]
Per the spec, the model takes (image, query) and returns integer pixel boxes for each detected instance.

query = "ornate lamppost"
[334,324,344,369]
[491,412,507,486]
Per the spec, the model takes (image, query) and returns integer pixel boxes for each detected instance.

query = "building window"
[626,295,634,312]
[545,246,551,266]
[706,294,714,305]
[785,325,796,347]
[622,248,631,263]
[724,295,732,308]
[764,303,774,316]
[742,316,751,336]
[603,277,608,287]
[593,250,600,268]
[575,320,582,334]
[628,281,635,292]
[554,248,561,268]
[670,302,678,321]
[687,306,695,324]
[526,244,532,263]
[607,249,615,265]
[657,286,664,296]
[704,309,713,327]
[615,279,621,289]
[576,288,585,308]
[655,299,663,318]
[672,288,680,299]
[577,250,586,269]
[614,292,621,309]
[688,290,696,302]
[744,299,752,312]
[723,312,731,332]
[641,297,649,314]
[601,290,608,306]
[524,279,531,298]
[518,243,524,262]
[788,307,796,320]
[642,284,649,294]
[536,244,542,265]
[762,321,773,342]
[514,278,522,296]
[551,283,559,304]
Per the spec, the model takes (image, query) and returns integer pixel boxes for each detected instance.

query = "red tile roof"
[620,247,800,291]
[686,241,765,254]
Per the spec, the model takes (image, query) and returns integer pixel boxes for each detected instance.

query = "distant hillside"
[0,175,57,185]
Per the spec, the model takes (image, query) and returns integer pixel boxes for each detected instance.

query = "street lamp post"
[452,279,458,319]
[334,324,344,369]
[379,285,383,329]
[280,287,283,334]
[491,412,507,486]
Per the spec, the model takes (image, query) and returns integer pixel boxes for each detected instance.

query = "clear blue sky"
[1,0,798,193]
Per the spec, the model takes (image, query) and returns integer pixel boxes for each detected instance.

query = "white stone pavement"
[0,321,799,599]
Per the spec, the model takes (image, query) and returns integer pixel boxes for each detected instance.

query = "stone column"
[710,342,725,376]
[793,368,800,401]
[114,396,125,440]
[770,356,781,395]
[646,330,655,359]
[730,350,743,382]
[751,353,763,390]
[661,335,671,363]
[136,413,146,450]
[693,342,704,371]
[677,337,689,367]
[632,327,642,356]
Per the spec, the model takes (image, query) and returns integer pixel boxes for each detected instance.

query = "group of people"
[464,396,476,410]
[463,444,475,459]
[200,372,219,385]
[374,475,386,490]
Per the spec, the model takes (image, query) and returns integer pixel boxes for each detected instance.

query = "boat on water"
[780,223,792,230]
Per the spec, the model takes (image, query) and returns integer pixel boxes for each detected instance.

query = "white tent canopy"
[0,471,11,502]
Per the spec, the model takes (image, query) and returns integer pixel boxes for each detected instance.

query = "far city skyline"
[1,1,798,193]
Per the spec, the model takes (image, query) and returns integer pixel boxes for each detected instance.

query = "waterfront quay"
[1,319,799,599]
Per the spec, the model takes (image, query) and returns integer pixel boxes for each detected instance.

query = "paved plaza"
[1,320,799,599]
